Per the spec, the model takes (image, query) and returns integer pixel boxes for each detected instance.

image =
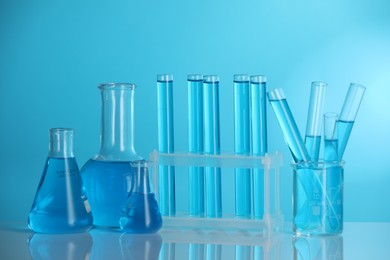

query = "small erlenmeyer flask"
[28,128,93,233]
[120,161,162,234]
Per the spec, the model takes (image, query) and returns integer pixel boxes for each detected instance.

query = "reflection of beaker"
[120,233,162,260]
[81,83,144,228]
[293,235,343,260]
[120,161,162,234]
[28,232,93,260]
[28,128,93,233]
[89,229,123,259]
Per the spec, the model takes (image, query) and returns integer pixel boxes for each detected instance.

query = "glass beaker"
[81,83,143,228]
[28,128,93,233]
[120,161,162,234]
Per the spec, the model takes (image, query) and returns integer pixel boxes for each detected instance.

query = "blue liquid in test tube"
[234,74,251,218]
[157,74,176,216]
[203,75,222,218]
[324,112,339,161]
[304,81,327,162]
[250,75,267,219]
[188,74,205,216]
[337,83,366,160]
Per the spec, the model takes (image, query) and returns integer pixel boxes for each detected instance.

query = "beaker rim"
[98,83,136,90]
[291,160,345,170]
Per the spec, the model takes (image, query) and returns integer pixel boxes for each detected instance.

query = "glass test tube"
[337,83,366,160]
[157,74,176,216]
[203,75,222,217]
[188,74,205,216]
[267,88,310,162]
[304,81,327,162]
[324,112,339,161]
[250,75,267,219]
[234,74,251,218]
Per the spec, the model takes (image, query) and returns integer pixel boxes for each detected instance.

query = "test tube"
[157,74,176,216]
[250,75,267,219]
[203,75,222,218]
[304,81,327,162]
[324,112,339,161]
[234,74,251,218]
[337,83,366,160]
[267,88,310,162]
[188,74,204,216]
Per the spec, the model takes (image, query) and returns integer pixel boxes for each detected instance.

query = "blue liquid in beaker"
[81,159,134,227]
[337,120,354,160]
[28,157,93,233]
[304,135,321,162]
[120,192,162,234]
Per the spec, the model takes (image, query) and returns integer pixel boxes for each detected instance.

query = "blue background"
[1,0,389,223]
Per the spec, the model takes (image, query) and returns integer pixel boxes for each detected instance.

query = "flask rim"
[98,83,136,90]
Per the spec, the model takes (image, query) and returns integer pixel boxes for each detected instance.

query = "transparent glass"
[28,128,93,233]
[324,112,339,161]
[81,83,143,228]
[120,161,162,234]
[157,74,176,216]
[293,161,344,236]
[337,82,366,159]
[234,74,251,218]
[250,75,267,219]
[268,88,310,162]
[188,74,205,216]
[305,81,327,162]
[203,75,222,217]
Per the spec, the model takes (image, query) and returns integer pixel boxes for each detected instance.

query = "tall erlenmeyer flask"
[28,128,93,233]
[81,83,143,228]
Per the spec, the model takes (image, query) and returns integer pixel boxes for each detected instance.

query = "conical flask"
[28,128,93,233]
[81,83,143,228]
[120,161,162,233]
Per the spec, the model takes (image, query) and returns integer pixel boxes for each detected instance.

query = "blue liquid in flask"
[120,161,162,234]
[28,128,93,233]
[81,160,134,227]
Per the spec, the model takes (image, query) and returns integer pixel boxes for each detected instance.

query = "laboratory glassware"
[203,75,222,217]
[234,74,251,218]
[81,83,143,228]
[304,81,327,162]
[120,161,162,233]
[293,234,343,259]
[157,74,176,216]
[337,83,366,160]
[250,75,267,219]
[28,128,93,233]
[293,160,344,235]
[324,112,339,161]
[188,74,205,216]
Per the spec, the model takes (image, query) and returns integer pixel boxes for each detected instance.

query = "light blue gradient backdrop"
[1,0,389,222]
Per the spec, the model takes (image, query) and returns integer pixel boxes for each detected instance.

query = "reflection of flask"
[28,128,93,233]
[81,83,143,228]
[120,161,162,234]
[120,233,162,260]
[28,232,93,260]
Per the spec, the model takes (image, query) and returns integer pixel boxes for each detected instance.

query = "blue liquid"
[203,78,222,217]
[157,78,176,216]
[234,79,251,218]
[80,159,133,227]
[188,78,204,216]
[120,192,162,234]
[28,157,93,233]
[268,98,310,162]
[304,135,321,162]
[337,120,354,160]
[251,81,267,219]
[324,139,338,161]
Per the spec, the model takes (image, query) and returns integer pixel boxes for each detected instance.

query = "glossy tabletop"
[0,222,389,259]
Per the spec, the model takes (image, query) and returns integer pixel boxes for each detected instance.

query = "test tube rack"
[150,150,284,234]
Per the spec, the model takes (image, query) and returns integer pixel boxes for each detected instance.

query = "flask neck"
[97,83,140,161]
[49,128,74,158]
